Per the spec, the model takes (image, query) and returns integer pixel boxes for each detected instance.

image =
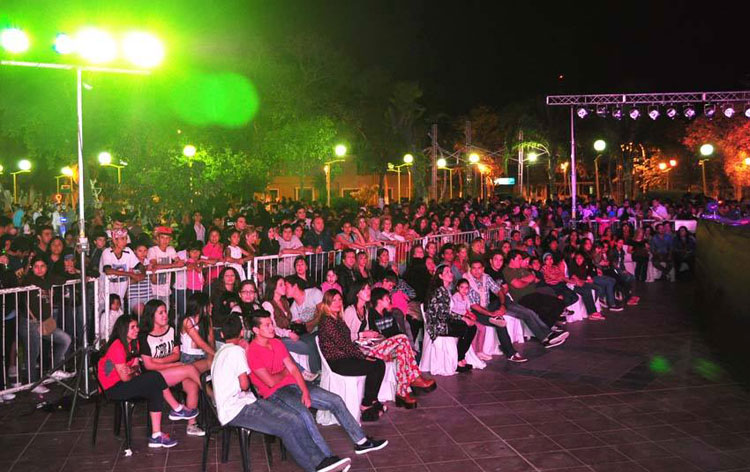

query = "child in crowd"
[99,293,124,341]
[224,229,247,280]
[321,269,342,295]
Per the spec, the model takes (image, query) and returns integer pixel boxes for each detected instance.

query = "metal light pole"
[11,160,31,204]
[324,145,347,207]
[593,140,606,201]
[437,158,454,200]
[699,144,713,196]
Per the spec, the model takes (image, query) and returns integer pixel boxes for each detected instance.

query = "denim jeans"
[269,384,366,453]
[471,300,517,357]
[282,333,321,373]
[228,399,326,472]
[504,300,550,341]
[17,317,72,382]
[592,275,616,306]
[572,284,598,313]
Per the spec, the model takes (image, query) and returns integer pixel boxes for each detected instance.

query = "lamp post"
[183,145,197,204]
[437,157,454,200]
[56,165,74,194]
[403,154,414,199]
[324,144,347,207]
[593,139,606,200]
[699,143,713,196]
[12,159,31,204]
[98,151,126,184]
[387,154,415,203]
[560,161,569,195]
[2,26,164,402]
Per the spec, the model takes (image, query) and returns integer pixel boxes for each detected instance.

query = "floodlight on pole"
[12,159,32,204]
[18,159,32,171]
[0,28,30,53]
[98,151,113,165]
[122,32,165,68]
[527,152,538,162]
[334,144,347,157]
[75,28,117,64]
[469,152,480,164]
[325,146,347,206]
[183,145,197,157]
[53,33,76,54]
[403,153,414,164]
[658,162,668,171]
[700,144,714,156]
[61,166,74,177]
[437,158,447,168]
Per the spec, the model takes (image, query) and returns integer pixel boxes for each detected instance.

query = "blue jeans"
[17,317,72,382]
[504,300,551,342]
[228,399,326,472]
[572,284,598,314]
[592,275,616,306]
[282,333,321,373]
[269,384,366,455]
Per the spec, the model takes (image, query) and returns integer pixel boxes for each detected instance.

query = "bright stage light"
[1,28,30,53]
[611,106,623,120]
[700,144,714,156]
[666,106,678,119]
[75,28,117,63]
[704,103,716,119]
[98,151,113,165]
[437,158,447,168]
[61,166,74,176]
[593,140,606,152]
[683,105,696,119]
[122,32,165,68]
[722,104,735,118]
[648,105,660,120]
[744,104,750,118]
[54,33,76,54]
[596,105,608,118]
[629,107,641,120]
[334,144,347,157]
[576,107,589,119]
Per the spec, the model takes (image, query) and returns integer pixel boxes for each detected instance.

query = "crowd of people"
[0,193,705,472]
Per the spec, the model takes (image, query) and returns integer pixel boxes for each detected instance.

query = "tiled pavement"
[2,281,750,472]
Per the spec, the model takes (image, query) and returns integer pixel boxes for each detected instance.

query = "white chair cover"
[474,324,503,356]
[289,351,310,372]
[315,337,396,426]
[505,316,533,344]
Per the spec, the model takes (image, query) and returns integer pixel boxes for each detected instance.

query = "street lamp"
[56,166,74,194]
[98,151,125,183]
[698,144,714,195]
[593,139,606,200]
[12,159,32,204]
[0,28,30,53]
[183,144,197,157]
[437,157,455,200]
[387,154,415,202]
[744,157,750,166]
[324,144,347,206]
[469,152,480,164]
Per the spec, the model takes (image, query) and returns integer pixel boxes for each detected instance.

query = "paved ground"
[2,281,750,472]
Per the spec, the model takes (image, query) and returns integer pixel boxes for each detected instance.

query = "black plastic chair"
[199,372,285,472]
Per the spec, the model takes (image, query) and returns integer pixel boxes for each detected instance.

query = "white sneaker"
[302,371,320,382]
[50,370,76,381]
[186,424,206,436]
[31,385,50,394]
[1,392,16,401]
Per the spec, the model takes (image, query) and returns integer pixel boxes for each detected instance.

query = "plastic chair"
[314,337,396,426]
[419,311,486,376]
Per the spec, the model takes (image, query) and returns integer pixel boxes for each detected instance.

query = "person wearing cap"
[148,226,185,304]
[100,228,144,304]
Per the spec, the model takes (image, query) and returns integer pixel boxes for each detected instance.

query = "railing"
[1,278,99,395]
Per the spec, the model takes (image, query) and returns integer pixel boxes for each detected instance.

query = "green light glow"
[649,356,671,373]
[75,28,117,64]
[694,359,722,381]
[54,33,75,54]
[98,151,113,165]
[122,32,165,68]
[335,144,347,157]
[183,145,197,157]
[18,159,32,171]
[1,28,30,53]
[170,72,260,128]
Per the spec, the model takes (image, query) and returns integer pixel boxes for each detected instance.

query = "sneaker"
[302,371,320,382]
[354,437,388,455]
[186,424,206,436]
[609,305,624,312]
[168,406,199,421]
[543,331,570,349]
[31,385,50,394]
[508,353,528,363]
[1,392,16,401]
[148,432,178,448]
[550,325,563,333]
[50,370,76,381]
[589,312,606,321]
[316,456,351,472]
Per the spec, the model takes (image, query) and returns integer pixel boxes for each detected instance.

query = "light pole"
[98,151,126,184]
[12,159,31,204]
[593,139,606,200]
[699,143,714,195]
[437,157,455,200]
[56,166,74,194]
[387,154,415,203]
[468,152,480,197]
[560,161,569,195]
[183,145,197,204]
[403,154,414,199]
[2,26,164,401]
[324,144,347,207]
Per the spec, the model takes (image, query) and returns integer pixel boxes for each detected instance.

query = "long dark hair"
[426,264,450,302]
[139,299,167,334]
[180,292,211,341]
[213,266,241,294]
[264,275,285,302]
[346,280,369,310]
[108,314,138,361]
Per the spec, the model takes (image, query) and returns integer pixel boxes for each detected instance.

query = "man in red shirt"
[246,311,388,457]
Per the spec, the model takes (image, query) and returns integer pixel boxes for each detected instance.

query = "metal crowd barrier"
[1,278,99,395]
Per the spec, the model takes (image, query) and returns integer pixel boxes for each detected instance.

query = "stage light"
[122,32,165,68]
[744,104,750,118]
[666,106,678,119]
[75,28,117,63]
[576,107,589,119]
[437,158,447,168]
[648,105,660,120]
[1,28,30,53]
[611,106,623,120]
[629,107,641,120]
[53,33,75,54]
[722,104,735,118]
[596,105,608,118]
[683,105,696,119]
[704,104,717,119]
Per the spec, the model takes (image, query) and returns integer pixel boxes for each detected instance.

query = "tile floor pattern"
[2,281,750,472]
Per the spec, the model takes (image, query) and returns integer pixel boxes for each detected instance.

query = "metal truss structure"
[546,91,750,106]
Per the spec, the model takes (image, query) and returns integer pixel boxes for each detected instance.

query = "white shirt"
[173,249,189,290]
[99,247,140,298]
[211,343,257,425]
[290,288,323,325]
[147,245,178,297]
[194,223,206,243]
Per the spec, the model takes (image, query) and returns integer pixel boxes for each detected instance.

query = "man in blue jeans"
[247,311,388,457]
[211,316,351,472]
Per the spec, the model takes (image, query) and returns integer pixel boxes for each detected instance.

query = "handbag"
[30,312,57,336]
